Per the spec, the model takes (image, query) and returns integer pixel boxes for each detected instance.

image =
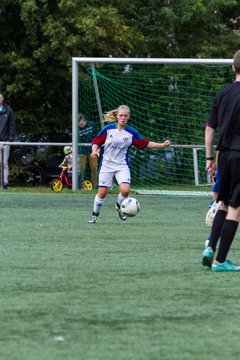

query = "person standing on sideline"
[202,50,240,271]
[0,91,16,190]
[88,105,171,224]
[78,114,98,188]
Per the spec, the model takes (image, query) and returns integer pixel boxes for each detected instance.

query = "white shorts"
[98,167,131,188]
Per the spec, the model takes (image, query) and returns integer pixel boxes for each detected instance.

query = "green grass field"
[1,191,240,360]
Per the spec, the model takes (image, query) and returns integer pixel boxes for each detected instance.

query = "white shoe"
[88,214,99,224]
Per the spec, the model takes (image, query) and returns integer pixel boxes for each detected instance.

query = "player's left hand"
[90,149,100,158]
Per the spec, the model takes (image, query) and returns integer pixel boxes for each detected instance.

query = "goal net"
[75,59,232,189]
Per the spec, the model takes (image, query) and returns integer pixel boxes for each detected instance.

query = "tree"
[112,0,240,57]
[0,0,143,140]
[1,0,240,141]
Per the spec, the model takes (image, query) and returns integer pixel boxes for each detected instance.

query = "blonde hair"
[103,105,130,123]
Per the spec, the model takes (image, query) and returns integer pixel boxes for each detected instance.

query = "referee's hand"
[206,158,216,174]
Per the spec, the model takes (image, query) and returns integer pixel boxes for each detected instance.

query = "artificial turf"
[1,192,240,360]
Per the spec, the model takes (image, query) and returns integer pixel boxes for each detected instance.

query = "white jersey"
[92,123,149,171]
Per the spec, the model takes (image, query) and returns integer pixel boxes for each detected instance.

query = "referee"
[203,50,240,271]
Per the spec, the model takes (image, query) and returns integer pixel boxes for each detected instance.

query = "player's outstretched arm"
[147,140,171,149]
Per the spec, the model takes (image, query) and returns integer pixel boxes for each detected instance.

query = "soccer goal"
[71,57,232,190]
[193,147,212,186]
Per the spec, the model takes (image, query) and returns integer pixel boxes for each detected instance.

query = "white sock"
[117,193,128,206]
[93,195,105,214]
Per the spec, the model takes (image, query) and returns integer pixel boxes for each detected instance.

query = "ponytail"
[103,105,130,123]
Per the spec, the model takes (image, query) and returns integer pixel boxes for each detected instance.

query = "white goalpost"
[71,57,232,191]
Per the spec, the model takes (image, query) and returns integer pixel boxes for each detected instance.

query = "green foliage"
[122,0,240,57]
[1,0,240,140]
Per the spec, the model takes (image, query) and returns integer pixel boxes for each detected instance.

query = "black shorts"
[217,151,240,208]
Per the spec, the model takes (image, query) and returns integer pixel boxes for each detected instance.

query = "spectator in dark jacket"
[78,114,98,188]
[0,91,16,190]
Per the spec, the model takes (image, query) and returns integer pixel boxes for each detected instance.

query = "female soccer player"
[88,105,171,224]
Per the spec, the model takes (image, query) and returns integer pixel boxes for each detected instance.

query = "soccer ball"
[205,200,221,227]
[120,197,141,217]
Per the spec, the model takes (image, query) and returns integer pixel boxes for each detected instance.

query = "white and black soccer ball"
[205,200,221,227]
[120,197,141,217]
